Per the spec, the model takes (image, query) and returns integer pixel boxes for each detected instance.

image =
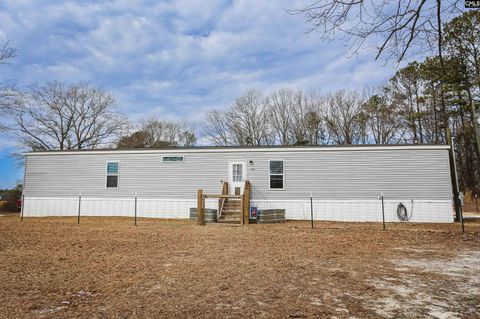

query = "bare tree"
[362,87,404,144]
[203,110,231,146]
[205,88,328,147]
[10,82,129,150]
[117,118,196,148]
[228,90,274,146]
[291,0,463,61]
[142,118,196,147]
[298,91,327,145]
[444,10,480,158]
[267,88,296,145]
[389,63,428,143]
[324,90,364,144]
[288,90,311,145]
[266,88,326,145]
[203,90,274,146]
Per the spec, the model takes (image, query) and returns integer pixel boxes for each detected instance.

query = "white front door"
[228,161,246,195]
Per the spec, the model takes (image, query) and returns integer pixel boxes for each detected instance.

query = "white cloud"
[0,0,398,129]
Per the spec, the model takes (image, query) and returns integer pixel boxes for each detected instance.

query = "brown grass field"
[0,215,479,319]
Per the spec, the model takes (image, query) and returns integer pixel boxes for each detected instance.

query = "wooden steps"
[219,198,242,223]
[196,180,250,225]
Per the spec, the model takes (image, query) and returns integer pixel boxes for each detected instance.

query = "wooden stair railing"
[197,180,250,226]
[218,181,228,221]
[197,189,205,226]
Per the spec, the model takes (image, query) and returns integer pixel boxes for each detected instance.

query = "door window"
[232,164,243,182]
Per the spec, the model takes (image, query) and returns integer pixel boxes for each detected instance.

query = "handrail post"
[243,180,250,225]
[197,189,205,226]
[241,197,245,225]
[218,181,228,221]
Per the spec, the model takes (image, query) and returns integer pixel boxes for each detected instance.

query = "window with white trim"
[106,162,119,188]
[269,160,284,189]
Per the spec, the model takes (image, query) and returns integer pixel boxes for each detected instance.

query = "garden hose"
[397,199,414,221]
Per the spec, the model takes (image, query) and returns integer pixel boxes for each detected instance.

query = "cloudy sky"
[0,0,398,188]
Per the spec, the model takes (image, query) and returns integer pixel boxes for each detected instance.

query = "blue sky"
[0,0,399,188]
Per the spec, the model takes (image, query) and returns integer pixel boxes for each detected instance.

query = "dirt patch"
[0,216,479,318]
[366,249,480,318]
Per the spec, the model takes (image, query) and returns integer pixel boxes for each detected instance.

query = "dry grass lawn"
[0,215,479,318]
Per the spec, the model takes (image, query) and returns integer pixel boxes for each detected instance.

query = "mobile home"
[22,144,454,223]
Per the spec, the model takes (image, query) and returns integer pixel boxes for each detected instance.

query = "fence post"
[310,193,314,229]
[380,193,385,230]
[476,193,478,213]
[197,189,205,226]
[20,194,25,222]
[460,205,465,233]
[77,193,81,224]
[134,193,138,226]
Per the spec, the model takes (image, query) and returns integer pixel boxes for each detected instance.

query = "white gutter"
[24,145,451,156]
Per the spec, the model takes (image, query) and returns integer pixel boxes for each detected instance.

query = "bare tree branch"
[0,40,17,65]
[289,0,463,62]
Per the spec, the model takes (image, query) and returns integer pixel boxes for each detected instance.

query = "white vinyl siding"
[24,147,452,202]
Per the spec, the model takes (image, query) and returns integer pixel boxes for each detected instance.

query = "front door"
[228,161,246,195]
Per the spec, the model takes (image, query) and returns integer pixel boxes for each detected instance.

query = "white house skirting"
[251,199,453,223]
[22,197,453,223]
[22,197,218,219]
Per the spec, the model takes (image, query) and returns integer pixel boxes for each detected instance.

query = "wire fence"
[16,193,476,233]
[20,195,456,222]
